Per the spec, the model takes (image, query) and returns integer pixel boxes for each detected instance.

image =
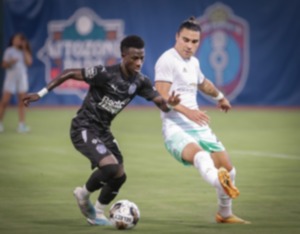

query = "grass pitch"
[0,106,299,234]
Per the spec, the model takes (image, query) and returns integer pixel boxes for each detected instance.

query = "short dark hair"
[120,35,145,53]
[177,16,201,33]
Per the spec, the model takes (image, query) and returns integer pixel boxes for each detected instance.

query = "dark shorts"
[70,121,123,169]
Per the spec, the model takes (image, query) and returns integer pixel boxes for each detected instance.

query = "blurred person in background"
[0,33,33,133]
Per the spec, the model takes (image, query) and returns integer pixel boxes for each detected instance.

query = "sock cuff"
[95,200,107,212]
[82,184,91,195]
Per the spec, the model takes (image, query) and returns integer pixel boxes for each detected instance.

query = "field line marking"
[231,150,300,160]
[36,147,68,155]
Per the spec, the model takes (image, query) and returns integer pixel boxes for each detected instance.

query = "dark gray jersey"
[72,64,159,129]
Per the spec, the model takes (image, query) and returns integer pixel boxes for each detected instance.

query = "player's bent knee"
[108,173,127,190]
[99,164,122,180]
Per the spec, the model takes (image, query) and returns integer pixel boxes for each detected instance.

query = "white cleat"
[73,187,96,220]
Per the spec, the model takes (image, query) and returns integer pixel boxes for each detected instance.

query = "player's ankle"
[95,200,107,213]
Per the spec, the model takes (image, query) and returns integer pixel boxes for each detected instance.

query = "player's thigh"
[102,133,123,164]
[181,142,203,164]
[192,129,232,170]
[71,128,119,169]
[165,131,200,166]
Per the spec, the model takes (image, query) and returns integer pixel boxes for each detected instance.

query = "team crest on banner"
[38,8,124,99]
[196,3,249,101]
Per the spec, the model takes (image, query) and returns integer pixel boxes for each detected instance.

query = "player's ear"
[121,47,129,58]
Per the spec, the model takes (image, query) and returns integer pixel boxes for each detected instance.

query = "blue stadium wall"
[1,0,300,107]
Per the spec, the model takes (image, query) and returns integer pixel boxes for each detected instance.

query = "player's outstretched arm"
[152,91,180,112]
[23,68,83,107]
[198,78,231,113]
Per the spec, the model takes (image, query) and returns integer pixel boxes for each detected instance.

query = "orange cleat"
[216,213,251,224]
[218,167,240,199]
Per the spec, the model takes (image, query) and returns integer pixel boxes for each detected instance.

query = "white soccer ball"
[109,199,140,230]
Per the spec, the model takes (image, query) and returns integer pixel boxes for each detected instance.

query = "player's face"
[175,28,200,59]
[122,48,145,77]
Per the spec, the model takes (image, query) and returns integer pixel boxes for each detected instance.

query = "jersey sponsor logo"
[38,8,124,99]
[196,3,249,101]
[98,96,130,114]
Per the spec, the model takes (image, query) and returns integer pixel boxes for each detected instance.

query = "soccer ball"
[109,199,140,230]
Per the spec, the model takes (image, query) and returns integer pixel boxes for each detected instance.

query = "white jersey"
[155,48,208,138]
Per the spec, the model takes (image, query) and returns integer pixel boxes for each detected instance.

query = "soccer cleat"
[218,167,240,199]
[216,213,251,224]
[87,212,111,226]
[73,187,96,220]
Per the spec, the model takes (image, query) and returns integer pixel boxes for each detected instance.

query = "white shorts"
[3,74,28,94]
[164,129,225,166]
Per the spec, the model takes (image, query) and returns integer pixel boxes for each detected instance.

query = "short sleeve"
[196,60,205,84]
[137,76,160,101]
[81,65,108,87]
[154,55,173,83]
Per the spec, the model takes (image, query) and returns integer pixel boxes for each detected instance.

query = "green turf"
[0,107,299,234]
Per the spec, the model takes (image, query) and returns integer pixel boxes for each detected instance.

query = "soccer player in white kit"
[155,17,250,224]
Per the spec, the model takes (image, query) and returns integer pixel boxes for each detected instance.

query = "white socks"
[95,200,107,214]
[81,185,91,198]
[193,151,236,218]
[193,151,219,187]
[216,168,236,218]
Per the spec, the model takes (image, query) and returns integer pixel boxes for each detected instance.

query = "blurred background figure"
[0,33,33,133]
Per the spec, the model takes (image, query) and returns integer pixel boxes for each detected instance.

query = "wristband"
[212,92,224,101]
[37,88,49,98]
[166,103,174,110]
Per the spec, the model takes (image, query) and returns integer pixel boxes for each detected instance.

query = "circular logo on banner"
[38,7,124,100]
[196,3,249,101]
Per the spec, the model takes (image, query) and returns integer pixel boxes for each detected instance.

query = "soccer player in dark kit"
[23,35,180,226]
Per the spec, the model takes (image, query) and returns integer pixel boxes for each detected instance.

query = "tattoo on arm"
[198,79,219,97]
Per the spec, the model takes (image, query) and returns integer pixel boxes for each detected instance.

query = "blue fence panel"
[2,0,300,106]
